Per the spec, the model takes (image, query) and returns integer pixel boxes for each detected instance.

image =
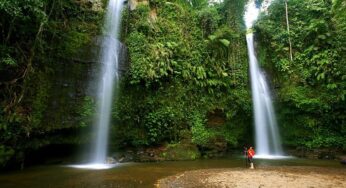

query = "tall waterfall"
[70,0,125,169]
[91,0,125,164]
[244,0,284,157]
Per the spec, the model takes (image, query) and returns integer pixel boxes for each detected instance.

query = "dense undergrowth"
[0,0,345,168]
[255,0,346,150]
[114,0,250,150]
[0,0,104,168]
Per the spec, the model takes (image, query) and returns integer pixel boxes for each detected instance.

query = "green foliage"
[28,71,51,129]
[145,107,181,143]
[0,0,47,69]
[256,0,346,149]
[206,26,240,60]
[113,83,189,147]
[78,96,95,128]
[220,0,246,30]
[58,30,92,57]
[0,0,104,167]
[160,143,200,160]
[0,145,14,167]
[197,6,221,37]
[0,56,16,67]
[126,2,205,85]
[191,113,214,146]
[0,0,46,20]
[190,112,241,147]
[0,0,344,169]
[115,0,251,150]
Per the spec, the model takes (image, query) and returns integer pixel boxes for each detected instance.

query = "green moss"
[160,143,201,161]
[58,29,92,57]
[0,145,14,167]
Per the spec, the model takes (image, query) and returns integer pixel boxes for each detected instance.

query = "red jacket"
[247,148,255,157]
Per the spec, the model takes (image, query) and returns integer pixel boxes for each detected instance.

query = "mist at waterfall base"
[69,0,125,170]
[244,0,289,159]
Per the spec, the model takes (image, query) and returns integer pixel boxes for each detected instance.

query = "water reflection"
[0,157,343,188]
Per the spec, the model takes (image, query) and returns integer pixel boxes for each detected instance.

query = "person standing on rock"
[247,146,255,169]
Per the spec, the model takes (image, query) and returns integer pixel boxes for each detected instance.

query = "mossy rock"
[160,143,200,161]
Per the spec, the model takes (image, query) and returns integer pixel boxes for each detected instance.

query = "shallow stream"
[0,157,343,188]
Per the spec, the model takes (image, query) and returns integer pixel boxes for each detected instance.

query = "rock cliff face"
[0,0,133,168]
[26,0,107,156]
[44,61,95,129]
[45,0,129,129]
[40,0,130,148]
[44,36,128,131]
[72,36,129,75]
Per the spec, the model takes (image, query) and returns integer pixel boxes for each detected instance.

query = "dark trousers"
[248,156,253,163]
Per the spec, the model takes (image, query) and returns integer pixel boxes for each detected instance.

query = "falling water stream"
[70,0,125,169]
[244,0,285,158]
[92,0,125,165]
[69,0,286,170]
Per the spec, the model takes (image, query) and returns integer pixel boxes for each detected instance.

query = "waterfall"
[91,0,125,164]
[69,0,125,169]
[244,0,284,158]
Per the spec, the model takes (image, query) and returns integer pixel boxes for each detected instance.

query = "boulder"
[106,157,117,164]
[111,151,135,163]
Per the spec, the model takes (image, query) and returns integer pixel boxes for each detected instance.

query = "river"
[0,157,343,188]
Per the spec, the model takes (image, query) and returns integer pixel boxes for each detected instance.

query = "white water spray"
[92,0,125,164]
[70,0,125,169]
[244,0,284,158]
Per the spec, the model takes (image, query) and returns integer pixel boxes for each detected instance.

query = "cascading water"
[91,0,125,165]
[244,0,284,158]
[70,0,125,169]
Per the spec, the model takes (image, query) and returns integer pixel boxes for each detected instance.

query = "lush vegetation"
[0,0,104,167]
[0,0,345,168]
[114,0,251,152]
[255,0,346,149]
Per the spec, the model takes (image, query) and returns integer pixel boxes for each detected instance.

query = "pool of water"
[0,157,343,188]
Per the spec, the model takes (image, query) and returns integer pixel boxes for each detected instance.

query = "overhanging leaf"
[219,39,230,47]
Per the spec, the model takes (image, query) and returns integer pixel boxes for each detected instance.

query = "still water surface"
[0,157,343,188]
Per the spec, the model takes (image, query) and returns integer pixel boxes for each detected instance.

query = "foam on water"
[68,163,117,170]
[254,155,294,159]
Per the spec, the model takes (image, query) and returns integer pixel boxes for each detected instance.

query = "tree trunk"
[285,0,293,61]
